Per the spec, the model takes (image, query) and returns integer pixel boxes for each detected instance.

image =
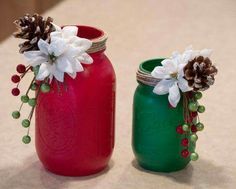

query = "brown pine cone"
[184,56,218,91]
[13,13,55,53]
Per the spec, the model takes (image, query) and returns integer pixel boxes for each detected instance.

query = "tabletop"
[0,0,236,188]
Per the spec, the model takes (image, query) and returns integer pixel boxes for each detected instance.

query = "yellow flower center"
[170,72,178,79]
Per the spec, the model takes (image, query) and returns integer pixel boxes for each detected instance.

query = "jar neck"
[74,25,107,54]
[137,58,165,87]
[87,34,107,54]
[89,49,106,59]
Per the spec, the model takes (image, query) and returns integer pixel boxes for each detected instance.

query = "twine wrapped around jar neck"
[136,67,161,87]
[87,33,108,54]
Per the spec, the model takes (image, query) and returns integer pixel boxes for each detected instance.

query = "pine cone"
[184,56,218,91]
[13,13,55,53]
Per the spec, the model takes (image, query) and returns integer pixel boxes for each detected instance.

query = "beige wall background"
[0,0,236,188]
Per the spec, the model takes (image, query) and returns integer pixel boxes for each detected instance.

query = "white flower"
[151,46,213,107]
[50,24,93,63]
[151,51,192,107]
[23,26,93,82]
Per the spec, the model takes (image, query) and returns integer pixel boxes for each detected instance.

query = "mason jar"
[132,58,195,172]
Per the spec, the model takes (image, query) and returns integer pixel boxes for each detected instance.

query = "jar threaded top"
[137,58,165,86]
[76,25,107,54]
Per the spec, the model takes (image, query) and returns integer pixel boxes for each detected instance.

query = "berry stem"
[182,93,192,157]
[26,82,42,136]
[26,76,36,95]
[18,102,24,111]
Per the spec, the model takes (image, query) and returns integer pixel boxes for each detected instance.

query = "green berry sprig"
[177,91,206,161]
[11,66,51,144]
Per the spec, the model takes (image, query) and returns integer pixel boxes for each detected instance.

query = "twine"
[136,68,161,86]
[87,33,108,54]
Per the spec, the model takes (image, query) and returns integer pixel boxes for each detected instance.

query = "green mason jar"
[132,58,195,172]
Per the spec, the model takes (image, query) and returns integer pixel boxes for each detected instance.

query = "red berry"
[176,125,184,134]
[191,125,198,133]
[11,75,21,83]
[181,138,189,146]
[16,64,26,73]
[191,111,198,118]
[11,88,20,96]
[181,149,190,158]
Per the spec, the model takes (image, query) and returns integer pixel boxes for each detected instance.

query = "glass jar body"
[132,82,194,172]
[35,51,116,176]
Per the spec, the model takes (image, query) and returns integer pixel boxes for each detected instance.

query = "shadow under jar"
[132,58,195,172]
[35,26,116,176]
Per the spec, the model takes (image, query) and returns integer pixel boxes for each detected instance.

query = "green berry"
[30,83,38,91]
[28,98,36,107]
[198,105,205,113]
[22,119,30,128]
[190,134,198,142]
[21,95,29,103]
[188,102,198,112]
[12,111,20,119]
[194,92,202,100]
[196,122,204,131]
[33,65,39,76]
[22,135,31,144]
[182,124,189,132]
[40,83,50,93]
[190,152,199,161]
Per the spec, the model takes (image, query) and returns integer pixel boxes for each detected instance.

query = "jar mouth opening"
[139,58,165,73]
[76,25,105,41]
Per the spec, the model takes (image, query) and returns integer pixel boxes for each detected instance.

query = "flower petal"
[50,32,62,40]
[51,23,62,31]
[182,50,193,63]
[53,69,64,82]
[77,53,93,64]
[74,59,84,72]
[68,72,77,79]
[178,77,192,92]
[72,37,92,51]
[172,51,180,58]
[168,82,181,107]
[177,63,186,77]
[62,26,78,38]
[153,79,174,95]
[24,51,47,66]
[161,59,177,73]
[56,56,74,74]
[48,38,67,57]
[47,63,64,82]
[36,63,50,81]
[38,39,49,55]
[151,66,170,79]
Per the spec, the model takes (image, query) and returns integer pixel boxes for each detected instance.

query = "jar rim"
[137,58,166,86]
[139,58,165,73]
[64,25,108,54]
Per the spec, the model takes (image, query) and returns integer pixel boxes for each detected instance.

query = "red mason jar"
[35,26,116,176]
